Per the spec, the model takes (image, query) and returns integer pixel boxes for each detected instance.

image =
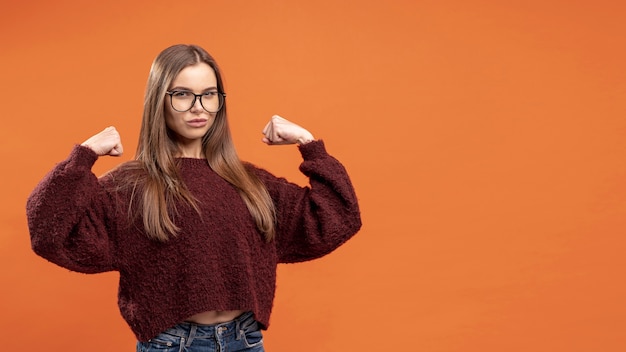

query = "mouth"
[187,119,208,127]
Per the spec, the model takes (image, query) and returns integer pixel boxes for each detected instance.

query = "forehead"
[171,63,217,89]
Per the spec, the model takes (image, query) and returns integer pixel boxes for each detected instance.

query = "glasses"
[166,90,226,113]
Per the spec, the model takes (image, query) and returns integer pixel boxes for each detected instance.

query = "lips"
[187,119,208,127]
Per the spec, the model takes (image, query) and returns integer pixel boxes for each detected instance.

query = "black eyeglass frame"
[165,90,227,113]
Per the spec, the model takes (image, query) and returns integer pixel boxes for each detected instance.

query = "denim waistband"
[155,311,258,347]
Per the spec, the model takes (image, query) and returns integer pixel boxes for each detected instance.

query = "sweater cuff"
[297,140,327,160]
[70,144,99,167]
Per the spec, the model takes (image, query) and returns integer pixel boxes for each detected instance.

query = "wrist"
[296,138,314,145]
[296,133,315,145]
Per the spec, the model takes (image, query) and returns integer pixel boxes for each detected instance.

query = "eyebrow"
[169,86,218,92]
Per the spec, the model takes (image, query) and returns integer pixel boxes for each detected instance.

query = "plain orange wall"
[1,0,625,351]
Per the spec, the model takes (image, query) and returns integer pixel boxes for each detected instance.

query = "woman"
[26,44,361,351]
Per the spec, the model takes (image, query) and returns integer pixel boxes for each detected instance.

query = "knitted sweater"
[26,140,361,342]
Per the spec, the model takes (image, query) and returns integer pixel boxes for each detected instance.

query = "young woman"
[26,44,361,351]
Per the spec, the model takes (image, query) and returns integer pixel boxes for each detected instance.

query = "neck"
[176,142,204,159]
[178,150,204,158]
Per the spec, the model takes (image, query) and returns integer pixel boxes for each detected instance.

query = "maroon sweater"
[26,140,361,342]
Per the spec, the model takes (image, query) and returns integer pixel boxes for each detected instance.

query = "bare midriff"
[185,310,246,325]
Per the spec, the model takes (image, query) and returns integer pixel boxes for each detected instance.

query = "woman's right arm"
[26,127,124,273]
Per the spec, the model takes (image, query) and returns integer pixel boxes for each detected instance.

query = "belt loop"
[186,323,197,347]
[235,314,243,340]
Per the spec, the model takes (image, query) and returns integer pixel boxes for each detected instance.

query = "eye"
[203,91,218,97]
[171,90,191,97]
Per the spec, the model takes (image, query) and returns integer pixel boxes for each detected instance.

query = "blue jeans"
[136,311,265,352]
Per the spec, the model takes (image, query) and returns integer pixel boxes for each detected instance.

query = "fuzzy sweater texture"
[26,140,361,342]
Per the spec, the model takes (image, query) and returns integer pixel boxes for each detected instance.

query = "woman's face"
[165,62,219,156]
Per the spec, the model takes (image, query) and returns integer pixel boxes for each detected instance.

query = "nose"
[190,95,204,112]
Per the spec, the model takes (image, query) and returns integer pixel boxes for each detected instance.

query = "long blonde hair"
[123,44,275,242]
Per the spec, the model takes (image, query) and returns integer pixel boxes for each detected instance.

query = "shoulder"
[242,162,277,182]
[242,162,298,191]
[99,160,145,190]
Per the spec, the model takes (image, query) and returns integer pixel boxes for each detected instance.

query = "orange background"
[1,0,625,351]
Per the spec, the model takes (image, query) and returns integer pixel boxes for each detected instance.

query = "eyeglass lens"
[170,91,223,113]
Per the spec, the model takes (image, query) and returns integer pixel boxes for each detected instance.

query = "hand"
[262,115,315,146]
[81,126,124,157]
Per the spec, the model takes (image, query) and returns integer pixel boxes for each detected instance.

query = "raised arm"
[26,127,124,273]
[257,116,362,262]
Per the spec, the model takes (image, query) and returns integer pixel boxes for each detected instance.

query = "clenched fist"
[262,115,315,146]
[81,126,124,157]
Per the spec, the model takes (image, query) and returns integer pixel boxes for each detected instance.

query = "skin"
[80,63,315,325]
[164,63,218,158]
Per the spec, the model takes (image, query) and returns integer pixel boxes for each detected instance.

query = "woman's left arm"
[259,116,362,263]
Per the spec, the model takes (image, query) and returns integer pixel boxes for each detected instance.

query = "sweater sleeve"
[253,140,362,263]
[26,145,117,273]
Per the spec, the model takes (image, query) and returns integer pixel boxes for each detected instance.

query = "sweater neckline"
[176,157,206,161]
[176,157,210,167]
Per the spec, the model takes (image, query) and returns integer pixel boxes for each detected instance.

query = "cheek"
[164,109,179,129]
[163,113,172,130]
[207,114,219,128]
